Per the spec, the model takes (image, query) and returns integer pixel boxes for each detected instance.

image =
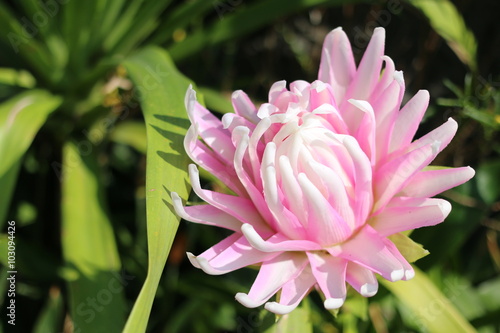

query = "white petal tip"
[264,302,296,315]
[235,293,261,308]
[221,113,235,129]
[465,166,476,178]
[439,200,452,218]
[324,298,345,309]
[186,252,200,269]
[394,71,404,85]
[390,268,405,282]
[405,269,415,280]
[240,224,268,251]
[360,283,378,297]
[311,80,327,92]
[196,256,225,275]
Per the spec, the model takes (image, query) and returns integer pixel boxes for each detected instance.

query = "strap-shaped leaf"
[122,46,193,332]
[0,89,61,227]
[61,141,127,332]
[408,0,478,71]
[381,267,476,333]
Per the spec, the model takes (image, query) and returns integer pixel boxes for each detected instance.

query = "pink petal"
[318,27,356,105]
[346,262,378,297]
[193,235,279,275]
[232,127,275,223]
[400,166,475,198]
[341,27,385,132]
[187,232,241,268]
[184,126,246,196]
[405,118,458,157]
[374,141,439,212]
[346,27,385,100]
[349,99,376,163]
[307,252,348,309]
[389,90,430,153]
[309,81,337,110]
[370,55,397,101]
[277,155,308,226]
[330,225,405,282]
[268,80,288,105]
[383,237,415,280]
[343,136,373,227]
[303,158,355,229]
[241,224,322,252]
[185,88,235,164]
[264,266,316,315]
[171,192,242,231]
[298,172,352,245]
[371,79,404,161]
[262,142,308,239]
[232,90,260,124]
[235,252,308,307]
[370,197,452,236]
[188,164,270,233]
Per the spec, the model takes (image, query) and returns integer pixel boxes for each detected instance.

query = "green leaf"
[408,0,478,71]
[0,90,61,227]
[263,299,313,333]
[61,141,127,332]
[381,267,476,333]
[475,159,500,204]
[33,287,64,333]
[168,0,363,61]
[389,233,430,263]
[122,46,193,332]
[110,120,147,154]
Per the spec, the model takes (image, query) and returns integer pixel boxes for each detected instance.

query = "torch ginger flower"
[171,27,475,314]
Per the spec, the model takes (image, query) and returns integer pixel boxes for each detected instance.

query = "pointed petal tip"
[324,297,345,310]
[264,302,296,315]
[171,192,185,216]
[241,223,269,252]
[235,293,261,308]
[196,256,226,275]
[360,282,378,297]
[186,252,201,269]
[184,85,197,110]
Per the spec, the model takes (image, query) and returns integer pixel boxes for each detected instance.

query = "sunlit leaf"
[0,90,61,227]
[381,267,476,333]
[263,300,313,333]
[61,141,127,332]
[389,233,430,263]
[122,46,193,332]
[408,0,478,71]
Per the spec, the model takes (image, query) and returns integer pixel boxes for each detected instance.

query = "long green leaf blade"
[408,0,478,71]
[381,267,476,333]
[122,46,193,332]
[168,0,362,61]
[0,90,61,227]
[61,141,127,332]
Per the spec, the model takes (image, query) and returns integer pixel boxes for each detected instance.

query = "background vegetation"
[0,0,499,332]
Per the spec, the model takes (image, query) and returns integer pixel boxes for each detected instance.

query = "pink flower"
[171,27,474,314]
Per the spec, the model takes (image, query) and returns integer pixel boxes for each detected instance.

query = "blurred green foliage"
[0,0,499,332]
